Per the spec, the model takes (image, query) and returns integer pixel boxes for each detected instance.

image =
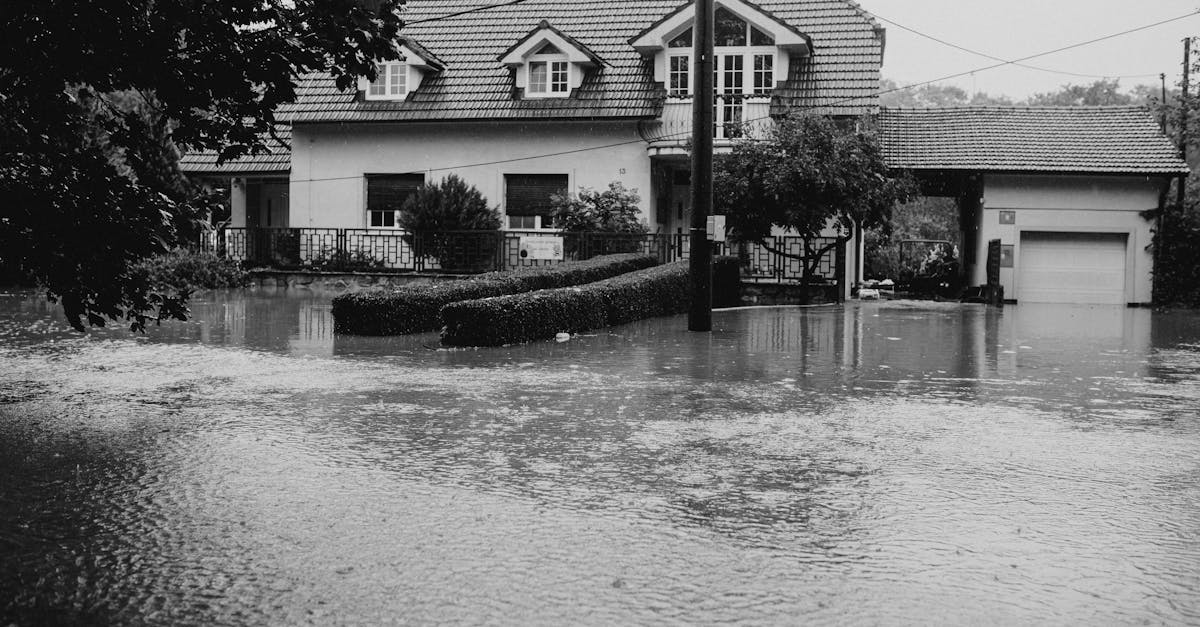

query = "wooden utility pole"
[1179,37,1191,209]
[688,0,714,332]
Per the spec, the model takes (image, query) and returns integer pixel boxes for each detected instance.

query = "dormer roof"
[628,0,812,55]
[402,39,446,72]
[498,20,605,68]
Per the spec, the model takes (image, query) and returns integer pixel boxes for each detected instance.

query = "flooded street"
[2,290,1199,625]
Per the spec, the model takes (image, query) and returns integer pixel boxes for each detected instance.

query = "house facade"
[183,0,884,295]
[878,106,1189,306]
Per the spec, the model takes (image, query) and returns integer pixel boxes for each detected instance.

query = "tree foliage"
[550,182,649,234]
[714,114,913,279]
[398,174,502,270]
[0,0,404,330]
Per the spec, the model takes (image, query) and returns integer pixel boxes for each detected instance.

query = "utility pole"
[1179,38,1191,209]
[688,0,714,332]
[1161,73,1168,133]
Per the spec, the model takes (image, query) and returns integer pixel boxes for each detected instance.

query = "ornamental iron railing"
[201,227,841,285]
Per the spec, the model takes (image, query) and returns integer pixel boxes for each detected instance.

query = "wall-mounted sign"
[999,210,1016,225]
[519,237,564,260]
[999,244,1014,268]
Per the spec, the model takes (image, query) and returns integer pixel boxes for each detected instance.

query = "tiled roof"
[279,0,884,123]
[877,106,1189,176]
[178,126,292,175]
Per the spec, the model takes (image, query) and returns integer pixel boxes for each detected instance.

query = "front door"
[670,168,692,235]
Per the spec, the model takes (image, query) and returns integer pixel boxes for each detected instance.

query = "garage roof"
[877,106,1190,176]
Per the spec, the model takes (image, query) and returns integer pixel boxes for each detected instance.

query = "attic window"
[714,8,774,47]
[668,28,692,48]
[366,62,408,100]
[527,45,570,97]
[535,42,562,54]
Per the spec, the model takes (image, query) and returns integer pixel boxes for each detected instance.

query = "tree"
[398,174,502,271]
[0,1,404,331]
[1025,78,1140,106]
[714,114,914,287]
[550,182,649,234]
[879,78,1013,108]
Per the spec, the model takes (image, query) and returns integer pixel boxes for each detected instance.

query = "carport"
[878,105,1189,306]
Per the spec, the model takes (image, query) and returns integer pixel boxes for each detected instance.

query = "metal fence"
[201,227,841,283]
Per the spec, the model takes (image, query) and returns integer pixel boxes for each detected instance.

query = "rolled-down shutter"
[505,174,568,216]
[367,174,425,211]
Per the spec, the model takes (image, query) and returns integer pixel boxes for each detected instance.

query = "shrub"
[440,261,692,347]
[332,253,659,335]
[134,249,248,291]
[399,174,502,271]
[551,181,649,256]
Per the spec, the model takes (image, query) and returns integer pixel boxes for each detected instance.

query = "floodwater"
[2,290,1199,625]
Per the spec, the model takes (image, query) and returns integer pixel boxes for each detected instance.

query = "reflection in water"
[1,290,1199,624]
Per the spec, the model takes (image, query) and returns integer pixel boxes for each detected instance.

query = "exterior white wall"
[972,174,1163,305]
[289,121,654,229]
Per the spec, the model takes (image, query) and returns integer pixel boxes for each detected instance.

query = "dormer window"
[368,62,408,100]
[628,0,812,98]
[499,21,604,100]
[356,40,445,102]
[528,43,570,96]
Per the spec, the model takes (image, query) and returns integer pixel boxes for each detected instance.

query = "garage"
[1017,232,1128,305]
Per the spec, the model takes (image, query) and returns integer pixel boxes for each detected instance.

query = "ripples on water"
[1,290,1199,624]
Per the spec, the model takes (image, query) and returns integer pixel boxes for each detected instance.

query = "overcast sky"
[862,0,1200,99]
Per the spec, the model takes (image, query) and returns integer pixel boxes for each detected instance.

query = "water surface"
[2,291,1199,625]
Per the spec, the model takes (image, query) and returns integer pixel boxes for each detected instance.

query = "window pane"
[551,61,568,93]
[389,64,405,95]
[369,63,386,96]
[669,55,689,96]
[715,7,747,46]
[722,54,743,94]
[753,54,774,94]
[750,25,774,46]
[668,28,692,48]
[505,174,568,217]
[529,62,547,93]
[508,215,537,229]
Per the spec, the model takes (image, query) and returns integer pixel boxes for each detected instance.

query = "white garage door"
[1017,232,1128,305]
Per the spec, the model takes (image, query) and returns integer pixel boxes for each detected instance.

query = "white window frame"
[365,62,409,101]
[527,53,571,98]
[507,215,555,230]
[368,208,401,229]
[663,13,776,100]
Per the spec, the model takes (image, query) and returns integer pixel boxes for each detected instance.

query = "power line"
[870,12,1161,81]
[404,0,533,26]
[283,8,1200,183]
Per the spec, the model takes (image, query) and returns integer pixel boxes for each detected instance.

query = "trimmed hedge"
[441,261,691,347]
[332,253,659,335]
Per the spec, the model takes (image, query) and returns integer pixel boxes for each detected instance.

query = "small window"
[669,55,690,96]
[715,7,748,47]
[752,54,773,95]
[528,59,570,96]
[668,28,693,48]
[508,215,540,230]
[750,25,774,46]
[505,174,567,225]
[367,62,408,100]
[366,173,424,228]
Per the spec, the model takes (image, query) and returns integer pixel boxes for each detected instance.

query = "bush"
[332,253,660,335]
[551,181,649,256]
[134,249,248,291]
[440,261,692,347]
[399,174,502,271]
[1153,205,1200,307]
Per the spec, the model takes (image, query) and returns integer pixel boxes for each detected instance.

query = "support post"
[689,0,714,332]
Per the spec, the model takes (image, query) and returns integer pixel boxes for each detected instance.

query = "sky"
[861,0,1200,100]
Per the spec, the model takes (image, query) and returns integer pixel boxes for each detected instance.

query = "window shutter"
[366,174,425,210]
[505,174,567,216]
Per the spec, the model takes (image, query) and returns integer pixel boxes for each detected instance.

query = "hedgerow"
[332,253,659,335]
[440,261,691,347]
[134,249,249,291]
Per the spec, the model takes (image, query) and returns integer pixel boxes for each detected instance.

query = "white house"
[878,106,1188,306]
[182,0,885,297]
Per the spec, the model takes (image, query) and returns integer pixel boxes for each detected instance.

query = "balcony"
[641,95,773,156]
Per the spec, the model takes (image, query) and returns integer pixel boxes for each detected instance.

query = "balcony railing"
[643,95,773,146]
[200,227,841,285]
